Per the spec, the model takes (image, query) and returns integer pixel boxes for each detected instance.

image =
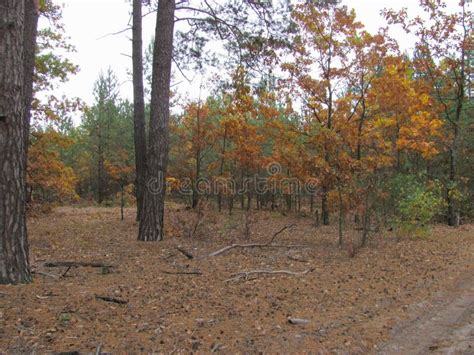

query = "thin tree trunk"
[0,0,32,284]
[447,3,467,227]
[228,194,233,215]
[321,187,329,225]
[447,83,463,227]
[97,132,104,204]
[314,209,320,227]
[192,101,202,209]
[138,0,175,241]
[338,186,344,247]
[120,183,124,221]
[132,0,147,221]
[361,189,370,247]
[217,124,227,212]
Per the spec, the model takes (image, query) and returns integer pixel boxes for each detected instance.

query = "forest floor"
[0,205,473,354]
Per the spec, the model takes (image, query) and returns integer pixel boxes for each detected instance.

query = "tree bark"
[22,1,38,204]
[138,0,175,241]
[0,0,32,284]
[132,0,147,221]
[22,0,38,160]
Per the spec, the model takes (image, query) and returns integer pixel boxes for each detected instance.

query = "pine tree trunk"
[0,0,32,284]
[22,0,38,161]
[132,0,147,221]
[138,0,175,241]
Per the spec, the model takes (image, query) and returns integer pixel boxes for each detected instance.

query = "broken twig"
[162,270,202,275]
[176,246,194,259]
[95,295,128,305]
[288,317,310,325]
[35,294,50,300]
[287,255,309,263]
[62,265,73,277]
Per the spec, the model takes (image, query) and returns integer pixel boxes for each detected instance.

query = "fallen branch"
[176,246,194,259]
[267,224,297,244]
[225,268,314,282]
[209,224,296,257]
[287,255,309,263]
[95,295,128,305]
[163,271,202,275]
[32,270,60,279]
[44,261,113,268]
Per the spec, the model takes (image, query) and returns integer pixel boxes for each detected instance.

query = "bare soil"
[0,206,473,353]
[378,271,474,354]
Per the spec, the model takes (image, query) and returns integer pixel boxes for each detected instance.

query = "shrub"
[390,174,445,237]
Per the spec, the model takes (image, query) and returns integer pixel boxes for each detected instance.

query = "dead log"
[225,268,313,282]
[95,295,128,305]
[209,224,296,257]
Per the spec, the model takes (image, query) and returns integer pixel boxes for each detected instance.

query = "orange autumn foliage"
[28,130,78,201]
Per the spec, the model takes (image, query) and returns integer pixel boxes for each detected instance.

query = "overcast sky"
[46,0,458,107]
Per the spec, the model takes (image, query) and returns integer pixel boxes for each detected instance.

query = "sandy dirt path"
[379,270,474,354]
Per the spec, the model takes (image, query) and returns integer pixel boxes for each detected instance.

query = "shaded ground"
[0,206,473,353]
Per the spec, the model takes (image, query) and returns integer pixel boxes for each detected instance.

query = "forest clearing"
[1,0,474,353]
[0,206,472,353]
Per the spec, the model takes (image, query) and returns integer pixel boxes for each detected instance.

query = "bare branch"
[225,268,314,282]
[208,224,296,257]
